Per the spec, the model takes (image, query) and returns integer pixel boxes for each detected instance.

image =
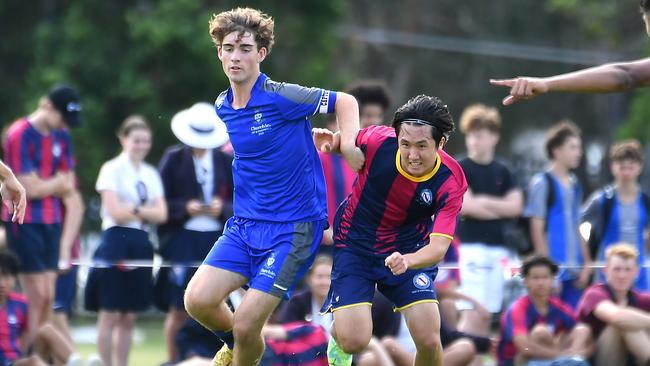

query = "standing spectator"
[345,80,391,129]
[157,102,233,364]
[455,104,524,340]
[86,116,167,366]
[2,85,81,340]
[498,255,592,366]
[577,243,650,365]
[582,140,650,289]
[524,121,591,308]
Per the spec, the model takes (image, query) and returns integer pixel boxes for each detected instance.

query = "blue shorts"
[4,222,61,273]
[84,227,153,312]
[203,216,327,300]
[54,265,78,314]
[157,229,221,310]
[321,247,439,313]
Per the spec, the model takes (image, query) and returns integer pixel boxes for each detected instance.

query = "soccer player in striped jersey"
[314,95,467,366]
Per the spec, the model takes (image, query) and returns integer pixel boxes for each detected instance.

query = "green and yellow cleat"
[327,337,352,366]
[211,344,233,366]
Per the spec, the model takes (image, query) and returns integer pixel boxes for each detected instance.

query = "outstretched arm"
[334,92,365,171]
[490,58,650,105]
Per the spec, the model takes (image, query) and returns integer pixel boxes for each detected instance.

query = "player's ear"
[257,46,267,63]
[438,137,446,149]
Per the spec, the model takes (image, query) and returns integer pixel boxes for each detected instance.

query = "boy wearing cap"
[2,85,82,339]
[183,7,363,366]
[158,102,234,364]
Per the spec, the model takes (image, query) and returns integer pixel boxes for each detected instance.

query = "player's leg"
[380,336,415,366]
[621,327,650,364]
[184,224,250,332]
[229,289,282,365]
[31,323,78,365]
[401,301,443,366]
[331,304,374,354]
[562,323,592,359]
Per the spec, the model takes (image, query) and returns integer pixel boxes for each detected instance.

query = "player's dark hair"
[641,0,650,12]
[0,249,20,277]
[544,119,581,160]
[609,139,644,163]
[521,254,559,277]
[346,81,391,110]
[392,95,454,146]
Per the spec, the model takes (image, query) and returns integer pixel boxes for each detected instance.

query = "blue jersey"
[215,73,337,222]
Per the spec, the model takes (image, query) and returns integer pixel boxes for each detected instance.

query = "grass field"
[71,315,167,366]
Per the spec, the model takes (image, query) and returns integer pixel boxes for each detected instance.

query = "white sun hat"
[171,102,228,149]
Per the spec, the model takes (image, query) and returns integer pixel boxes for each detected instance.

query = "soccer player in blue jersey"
[183,7,364,366]
[313,95,468,366]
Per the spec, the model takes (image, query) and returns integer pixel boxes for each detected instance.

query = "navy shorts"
[321,247,439,313]
[157,229,221,309]
[84,227,153,312]
[54,265,78,314]
[4,222,61,273]
[203,216,327,300]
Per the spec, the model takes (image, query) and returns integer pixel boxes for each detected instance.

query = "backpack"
[586,186,650,259]
[505,172,556,255]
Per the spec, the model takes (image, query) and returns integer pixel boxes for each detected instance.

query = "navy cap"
[48,85,82,127]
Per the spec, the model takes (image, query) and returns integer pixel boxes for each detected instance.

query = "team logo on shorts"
[418,189,433,206]
[413,273,431,289]
[52,142,62,158]
[265,252,276,268]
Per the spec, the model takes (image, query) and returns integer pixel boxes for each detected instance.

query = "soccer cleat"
[327,337,352,366]
[212,344,233,366]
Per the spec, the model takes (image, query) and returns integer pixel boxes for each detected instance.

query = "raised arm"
[490,58,650,105]
[334,92,364,171]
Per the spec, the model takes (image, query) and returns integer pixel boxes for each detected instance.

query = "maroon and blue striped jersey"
[0,293,28,363]
[2,118,74,224]
[333,125,467,257]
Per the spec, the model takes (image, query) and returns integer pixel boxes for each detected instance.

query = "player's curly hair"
[209,7,275,54]
[392,95,454,146]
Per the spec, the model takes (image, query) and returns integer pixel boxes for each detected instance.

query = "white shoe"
[85,354,104,366]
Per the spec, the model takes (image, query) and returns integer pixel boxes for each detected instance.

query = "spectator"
[577,243,650,365]
[0,248,86,366]
[524,121,591,308]
[456,103,524,340]
[157,102,233,364]
[2,85,80,340]
[346,80,391,128]
[498,255,592,366]
[85,115,167,366]
[278,254,333,335]
[582,139,650,289]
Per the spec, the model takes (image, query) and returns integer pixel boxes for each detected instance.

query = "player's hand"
[341,144,365,172]
[385,252,409,275]
[0,174,26,224]
[489,77,549,106]
[321,227,334,245]
[312,128,336,152]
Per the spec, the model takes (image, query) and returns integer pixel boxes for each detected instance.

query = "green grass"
[72,315,167,366]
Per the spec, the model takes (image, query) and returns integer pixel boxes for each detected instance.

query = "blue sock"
[212,329,234,349]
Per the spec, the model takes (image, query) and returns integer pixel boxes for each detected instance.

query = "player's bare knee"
[414,332,442,354]
[452,339,477,361]
[232,318,261,345]
[338,333,371,354]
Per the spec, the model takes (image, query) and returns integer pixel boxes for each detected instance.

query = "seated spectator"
[577,243,650,365]
[0,248,88,366]
[498,255,592,366]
